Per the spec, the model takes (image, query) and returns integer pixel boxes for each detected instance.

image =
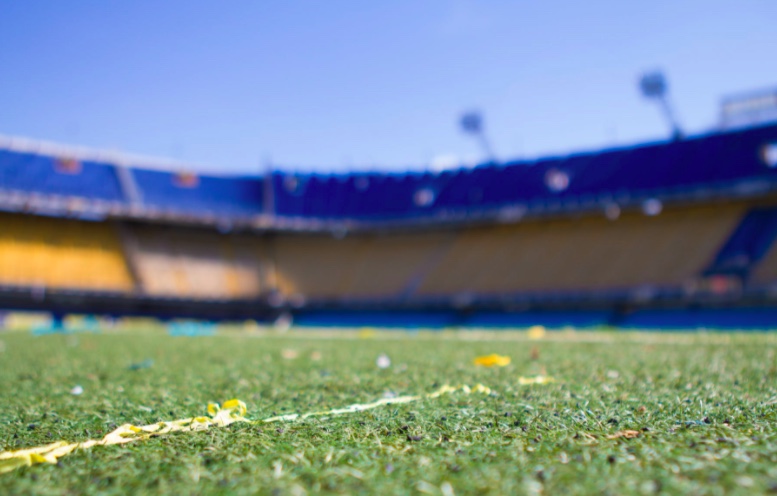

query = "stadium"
[3,3,777,494]
[3,111,777,490]
[2,119,777,329]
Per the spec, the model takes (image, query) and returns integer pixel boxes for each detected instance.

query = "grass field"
[1,328,776,495]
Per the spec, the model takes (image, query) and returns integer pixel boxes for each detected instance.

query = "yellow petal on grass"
[427,384,457,398]
[0,456,33,474]
[473,354,511,367]
[0,397,256,474]
[1,383,532,475]
[221,399,247,417]
[0,441,80,473]
[471,383,493,394]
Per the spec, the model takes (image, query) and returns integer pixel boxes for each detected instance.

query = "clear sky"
[1,0,775,173]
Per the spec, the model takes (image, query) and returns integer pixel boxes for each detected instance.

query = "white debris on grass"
[376,353,391,369]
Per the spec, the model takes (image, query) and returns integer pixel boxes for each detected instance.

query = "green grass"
[1,329,777,495]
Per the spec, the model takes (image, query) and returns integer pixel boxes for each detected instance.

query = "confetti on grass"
[517,375,555,385]
[473,354,511,367]
[1,382,539,474]
[376,353,391,369]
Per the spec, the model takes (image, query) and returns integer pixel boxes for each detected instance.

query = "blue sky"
[0,0,775,173]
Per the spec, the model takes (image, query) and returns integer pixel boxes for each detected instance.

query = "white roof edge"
[0,134,221,174]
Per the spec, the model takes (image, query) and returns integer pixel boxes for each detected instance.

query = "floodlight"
[459,110,496,162]
[638,70,683,139]
[640,72,667,99]
[460,112,483,134]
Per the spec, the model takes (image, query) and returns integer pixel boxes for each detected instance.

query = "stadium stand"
[271,232,451,300]
[416,205,745,297]
[0,213,133,292]
[746,212,777,287]
[270,123,777,220]
[126,225,265,299]
[704,206,777,280]
[1,122,777,326]
[130,169,264,218]
[0,149,124,202]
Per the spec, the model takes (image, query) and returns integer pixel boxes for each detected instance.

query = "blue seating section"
[705,206,777,278]
[131,169,263,217]
[271,172,443,219]
[1,122,776,220]
[0,149,124,201]
[272,122,777,219]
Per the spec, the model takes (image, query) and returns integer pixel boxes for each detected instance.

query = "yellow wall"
[0,213,133,291]
[129,225,265,299]
[417,205,744,296]
[263,206,747,299]
[271,232,449,299]
[0,203,752,300]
